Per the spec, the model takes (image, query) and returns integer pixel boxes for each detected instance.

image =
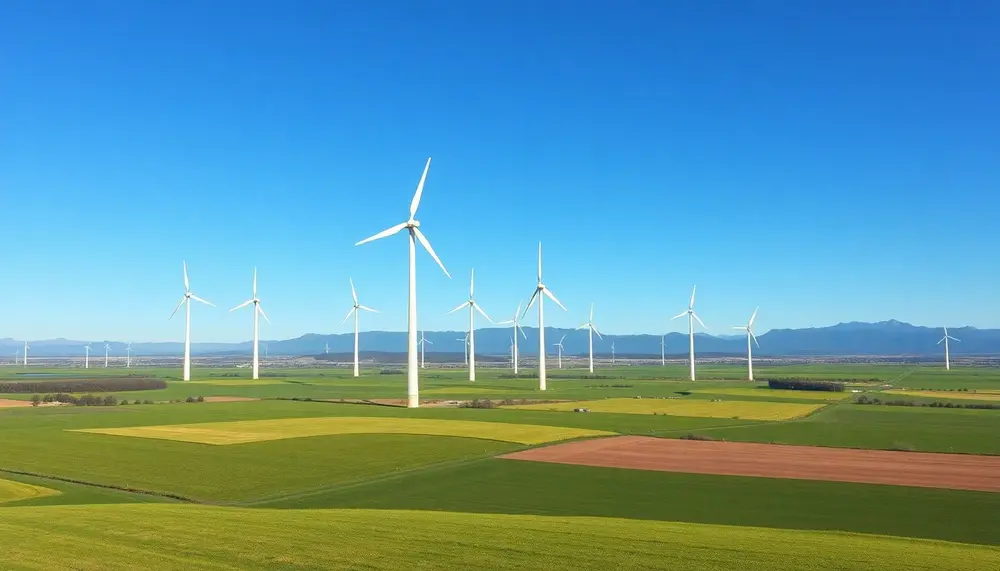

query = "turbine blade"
[253,267,257,297]
[358,305,379,313]
[425,339,433,344]
[168,297,186,320]
[594,328,603,339]
[543,288,567,311]
[937,338,944,345]
[229,299,254,312]
[732,326,745,330]
[497,320,514,325]
[671,311,687,320]
[692,312,708,331]
[350,277,358,305]
[749,305,759,327]
[409,157,431,220]
[470,268,475,298]
[519,324,528,340]
[950,336,961,342]
[412,227,450,278]
[559,334,566,343]
[576,324,589,330]
[522,289,539,318]
[448,301,470,314]
[257,304,270,324]
[355,222,408,246]
[689,285,697,309]
[537,242,542,282]
[183,261,189,291]
[342,307,356,324]
[750,330,760,348]
[190,294,215,307]
[474,303,492,323]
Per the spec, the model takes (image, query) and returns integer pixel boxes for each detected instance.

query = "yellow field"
[422,387,524,395]
[0,478,60,504]
[73,417,614,446]
[507,398,825,421]
[185,379,288,386]
[690,387,852,402]
[883,390,1000,401]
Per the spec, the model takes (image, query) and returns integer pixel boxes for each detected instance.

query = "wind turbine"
[22,341,28,366]
[229,267,269,380]
[126,342,132,368]
[521,242,566,390]
[448,269,493,381]
[553,334,566,369]
[508,336,515,367]
[938,327,960,370]
[84,343,91,369]
[577,304,603,373]
[169,261,214,381]
[354,157,450,408]
[732,306,760,381]
[671,285,707,381]
[611,341,616,365]
[498,302,528,374]
[418,331,433,368]
[457,333,469,365]
[660,335,665,366]
[104,343,111,368]
[324,343,330,355]
[342,277,379,377]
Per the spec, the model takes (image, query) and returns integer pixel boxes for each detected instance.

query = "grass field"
[883,389,1000,401]
[0,478,59,504]
[688,386,853,402]
[508,397,826,420]
[76,416,614,445]
[0,504,996,571]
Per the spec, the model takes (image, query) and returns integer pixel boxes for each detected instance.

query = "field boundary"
[0,468,197,504]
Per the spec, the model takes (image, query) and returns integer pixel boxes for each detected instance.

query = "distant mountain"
[1,321,997,358]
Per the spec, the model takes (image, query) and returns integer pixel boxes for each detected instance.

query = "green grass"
[509,397,826,420]
[689,386,853,402]
[0,477,59,504]
[0,471,171,507]
[262,458,1000,546]
[0,504,996,570]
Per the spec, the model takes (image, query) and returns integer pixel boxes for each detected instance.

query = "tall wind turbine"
[577,303,602,373]
[418,331,433,368]
[938,327,960,370]
[671,285,707,381]
[126,342,132,368]
[733,306,760,381]
[611,341,616,365]
[660,335,665,366]
[448,269,493,381]
[521,243,567,390]
[342,278,378,377]
[229,267,269,380]
[498,302,527,374]
[84,343,91,369]
[22,341,28,366]
[554,334,566,369]
[169,261,214,381]
[355,157,450,408]
[104,343,111,368]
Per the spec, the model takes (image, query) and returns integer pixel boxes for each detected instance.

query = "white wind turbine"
[521,243,567,390]
[457,333,469,365]
[553,334,566,369]
[419,331,432,368]
[84,343,91,369]
[126,342,132,368]
[355,157,450,408]
[22,341,28,366]
[169,262,214,381]
[660,335,665,366]
[732,306,760,381]
[938,327,960,370]
[230,267,269,380]
[342,278,378,377]
[448,269,493,381]
[508,336,514,367]
[104,343,111,368]
[324,343,330,355]
[671,285,707,381]
[577,303,603,374]
[611,341,616,365]
[498,302,527,374]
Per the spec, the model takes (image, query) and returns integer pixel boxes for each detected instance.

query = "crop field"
[508,397,826,420]
[0,363,998,568]
[882,389,1000,401]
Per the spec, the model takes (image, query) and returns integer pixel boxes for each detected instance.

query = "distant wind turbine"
[520,243,567,391]
[169,261,214,381]
[324,343,329,355]
[611,341,616,365]
[660,335,665,366]
[354,157,450,408]
[229,267,269,380]
[457,333,469,365]
[84,343,91,369]
[342,278,378,377]
[938,327,960,370]
[448,269,493,381]
[126,342,133,368]
[419,331,433,368]
[577,303,603,374]
[508,336,515,367]
[22,341,28,366]
[553,335,566,369]
[671,285,707,381]
[732,306,760,381]
[498,301,528,374]
[104,343,111,368]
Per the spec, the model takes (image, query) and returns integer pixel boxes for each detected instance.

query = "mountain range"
[1,320,997,358]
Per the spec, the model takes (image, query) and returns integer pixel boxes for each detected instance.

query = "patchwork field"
[883,389,1000,401]
[502,436,1000,492]
[689,387,852,402]
[75,416,614,446]
[0,478,60,504]
[508,397,826,420]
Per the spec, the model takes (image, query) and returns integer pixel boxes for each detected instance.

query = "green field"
[0,363,998,567]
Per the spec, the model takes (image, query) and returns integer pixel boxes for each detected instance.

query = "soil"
[500,436,1000,493]
[0,399,33,408]
[202,396,260,403]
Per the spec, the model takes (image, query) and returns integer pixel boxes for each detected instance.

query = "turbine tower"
[418,331,432,368]
[553,334,566,369]
[229,267,269,380]
[498,302,527,374]
[354,157,450,408]
[342,278,378,377]
[104,343,110,368]
[447,269,493,381]
[577,303,602,374]
[611,341,616,365]
[22,341,28,366]
[660,335,665,366]
[457,333,469,365]
[84,343,91,369]
[126,342,132,368]
[671,285,707,381]
[732,306,760,381]
[521,242,566,390]
[169,262,214,381]
[324,343,329,355]
[938,327,960,370]
[508,336,514,367]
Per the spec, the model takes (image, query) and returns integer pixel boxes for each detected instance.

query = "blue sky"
[2,1,998,342]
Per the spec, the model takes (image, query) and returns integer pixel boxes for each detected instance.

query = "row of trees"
[854,395,999,410]
[766,379,846,392]
[2,377,167,394]
[30,394,205,406]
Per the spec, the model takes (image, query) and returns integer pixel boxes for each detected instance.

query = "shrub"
[196,395,205,402]
[766,379,845,392]
[680,433,718,441]
[185,396,195,403]
[30,394,40,407]
[459,399,497,409]
[379,369,404,375]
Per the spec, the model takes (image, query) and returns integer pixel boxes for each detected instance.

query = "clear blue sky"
[2,1,998,343]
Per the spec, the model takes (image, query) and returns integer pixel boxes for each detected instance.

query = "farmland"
[0,363,998,567]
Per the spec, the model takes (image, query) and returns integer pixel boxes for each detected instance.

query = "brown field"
[501,436,1000,493]
[0,399,32,408]
[202,396,259,403]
